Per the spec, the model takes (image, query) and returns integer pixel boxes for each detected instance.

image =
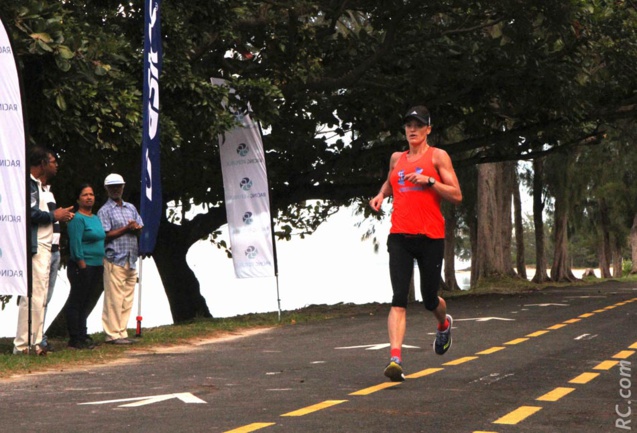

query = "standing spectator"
[14,146,74,356]
[39,172,61,352]
[97,173,143,345]
[369,106,462,381]
[66,184,105,349]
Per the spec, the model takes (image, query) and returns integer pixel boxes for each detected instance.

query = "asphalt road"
[1,281,635,433]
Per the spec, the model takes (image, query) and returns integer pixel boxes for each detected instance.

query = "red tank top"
[389,148,445,238]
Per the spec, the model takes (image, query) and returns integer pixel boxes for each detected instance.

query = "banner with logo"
[213,79,275,278]
[0,17,28,296]
[139,0,163,255]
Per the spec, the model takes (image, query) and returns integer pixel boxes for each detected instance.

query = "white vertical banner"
[213,79,275,278]
[0,18,28,296]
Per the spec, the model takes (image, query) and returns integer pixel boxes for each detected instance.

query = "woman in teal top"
[65,184,106,349]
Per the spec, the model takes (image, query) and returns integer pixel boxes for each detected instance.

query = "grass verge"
[2,274,634,380]
[0,302,387,380]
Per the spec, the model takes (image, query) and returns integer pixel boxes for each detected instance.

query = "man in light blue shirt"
[97,173,144,344]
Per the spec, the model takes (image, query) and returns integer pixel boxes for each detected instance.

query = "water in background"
[0,205,590,338]
[1,206,395,337]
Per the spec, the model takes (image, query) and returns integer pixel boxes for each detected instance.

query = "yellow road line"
[349,382,401,396]
[594,360,619,370]
[569,372,599,384]
[226,298,635,433]
[504,338,529,345]
[613,350,635,359]
[536,387,575,402]
[281,400,347,417]
[493,406,542,425]
[443,356,479,366]
[547,324,567,330]
[526,330,549,337]
[224,423,276,433]
[406,367,444,379]
[476,346,506,355]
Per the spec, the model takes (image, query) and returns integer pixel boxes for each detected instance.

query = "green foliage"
[0,295,11,310]
[622,260,633,277]
[1,0,636,311]
[2,0,635,225]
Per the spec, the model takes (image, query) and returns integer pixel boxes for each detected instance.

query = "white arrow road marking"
[574,334,598,341]
[80,392,206,408]
[524,303,569,307]
[470,373,515,385]
[454,317,515,322]
[335,344,420,350]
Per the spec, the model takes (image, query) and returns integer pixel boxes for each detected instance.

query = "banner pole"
[27,295,32,353]
[257,122,282,322]
[135,258,144,337]
[1,15,32,353]
[271,229,281,322]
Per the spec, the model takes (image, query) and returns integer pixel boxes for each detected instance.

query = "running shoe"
[384,356,405,382]
[433,314,453,355]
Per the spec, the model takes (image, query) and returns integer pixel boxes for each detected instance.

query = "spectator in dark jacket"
[13,146,73,356]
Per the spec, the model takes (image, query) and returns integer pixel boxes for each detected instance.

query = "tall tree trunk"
[531,158,550,283]
[549,154,577,282]
[631,214,637,274]
[443,204,460,291]
[498,161,517,277]
[550,201,577,282]
[598,244,611,278]
[468,204,478,288]
[153,221,212,322]
[612,244,623,278]
[473,162,509,285]
[513,171,527,279]
[598,198,613,278]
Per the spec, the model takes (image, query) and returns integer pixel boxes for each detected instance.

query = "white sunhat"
[104,173,125,186]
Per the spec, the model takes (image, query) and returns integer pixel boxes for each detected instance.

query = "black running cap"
[403,106,431,126]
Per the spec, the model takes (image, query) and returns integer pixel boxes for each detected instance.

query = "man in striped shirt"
[97,173,144,345]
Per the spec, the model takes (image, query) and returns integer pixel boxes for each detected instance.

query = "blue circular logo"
[243,211,253,225]
[240,177,253,191]
[237,143,249,157]
[245,246,258,259]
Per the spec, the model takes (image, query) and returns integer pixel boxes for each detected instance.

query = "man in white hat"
[97,173,144,344]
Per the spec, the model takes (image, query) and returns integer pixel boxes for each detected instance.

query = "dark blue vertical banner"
[140,0,162,255]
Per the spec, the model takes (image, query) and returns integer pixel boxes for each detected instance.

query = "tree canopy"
[1,0,636,320]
